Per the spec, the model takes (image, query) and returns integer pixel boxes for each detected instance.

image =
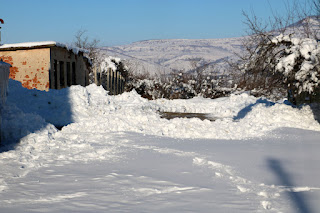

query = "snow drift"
[0,80,320,213]
[2,80,320,145]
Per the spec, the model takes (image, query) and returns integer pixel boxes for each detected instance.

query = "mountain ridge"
[99,37,243,75]
[99,16,320,76]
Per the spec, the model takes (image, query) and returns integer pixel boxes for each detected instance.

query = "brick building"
[0,41,90,91]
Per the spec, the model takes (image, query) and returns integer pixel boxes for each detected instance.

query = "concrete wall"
[0,61,10,145]
[0,48,51,90]
[50,47,89,89]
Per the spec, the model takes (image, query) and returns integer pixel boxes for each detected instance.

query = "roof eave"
[0,43,57,51]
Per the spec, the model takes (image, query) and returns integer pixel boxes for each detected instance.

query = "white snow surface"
[1,80,320,212]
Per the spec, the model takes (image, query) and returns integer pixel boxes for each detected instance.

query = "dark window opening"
[54,60,58,89]
[67,62,71,87]
[60,61,65,88]
[72,62,76,85]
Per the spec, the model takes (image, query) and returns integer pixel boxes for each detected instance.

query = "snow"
[0,79,320,212]
[99,17,320,78]
[100,38,243,75]
[0,41,87,55]
[271,34,320,94]
[99,56,121,72]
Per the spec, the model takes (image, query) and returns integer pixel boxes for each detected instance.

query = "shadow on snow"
[310,103,320,124]
[233,98,275,120]
[0,80,73,153]
[267,158,313,213]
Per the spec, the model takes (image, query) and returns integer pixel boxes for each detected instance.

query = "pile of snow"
[3,80,320,144]
[0,80,320,213]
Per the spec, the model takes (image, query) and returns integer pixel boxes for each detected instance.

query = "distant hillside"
[99,37,243,76]
[99,16,320,76]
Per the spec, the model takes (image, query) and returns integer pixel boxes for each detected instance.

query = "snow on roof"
[0,41,88,55]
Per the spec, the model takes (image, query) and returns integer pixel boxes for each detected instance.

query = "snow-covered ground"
[0,80,320,212]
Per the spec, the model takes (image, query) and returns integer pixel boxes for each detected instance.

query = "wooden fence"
[94,67,125,95]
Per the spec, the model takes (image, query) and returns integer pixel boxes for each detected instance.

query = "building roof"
[0,41,88,55]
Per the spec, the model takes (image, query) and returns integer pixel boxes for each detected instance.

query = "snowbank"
[3,80,320,144]
[1,80,320,213]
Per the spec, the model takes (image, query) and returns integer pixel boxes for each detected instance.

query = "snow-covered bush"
[230,31,288,100]
[233,33,320,103]
[272,34,320,94]
[98,56,128,91]
[125,71,234,100]
[100,56,124,73]
[232,4,320,101]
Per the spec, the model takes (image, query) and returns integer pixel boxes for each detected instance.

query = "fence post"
[119,76,122,94]
[111,69,114,95]
[116,71,119,95]
[94,65,101,86]
[114,71,116,95]
[107,68,110,92]
[115,70,118,95]
[118,72,121,94]
[122,76,125,93]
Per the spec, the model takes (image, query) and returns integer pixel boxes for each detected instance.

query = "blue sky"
[0,0,310,46]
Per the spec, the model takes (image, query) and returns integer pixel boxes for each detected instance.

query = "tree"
[73,30,100,66]
[73,30,100,84]
[230,0,320,100]
[313,0,320,15]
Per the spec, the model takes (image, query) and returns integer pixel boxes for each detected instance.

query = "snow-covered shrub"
[232,6,320,101]
[98,56,128,91]
[230,31,288,100]
[125,71,234,100]
[100,56,122,73]
[272,34,320,94]
[233,33,320,103]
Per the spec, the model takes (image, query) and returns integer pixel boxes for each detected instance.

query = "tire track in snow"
[112,134,288,212]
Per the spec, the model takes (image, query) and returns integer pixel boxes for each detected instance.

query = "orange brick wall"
[0,48,51,91]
